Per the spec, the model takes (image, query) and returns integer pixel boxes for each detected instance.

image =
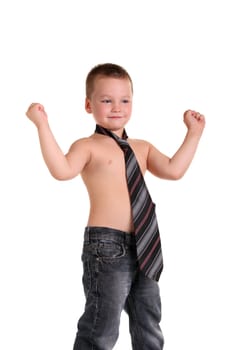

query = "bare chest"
[87,142,147,177]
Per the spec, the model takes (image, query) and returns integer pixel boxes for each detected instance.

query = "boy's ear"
[85,98,92,113]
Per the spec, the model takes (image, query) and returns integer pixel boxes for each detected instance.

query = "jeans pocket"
[97,241,125,259]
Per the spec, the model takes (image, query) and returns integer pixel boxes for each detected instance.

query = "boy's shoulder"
[128,137,151,147]
[70,132,115,150]
[68,134,96,151]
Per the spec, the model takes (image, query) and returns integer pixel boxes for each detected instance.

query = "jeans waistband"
[84,226,135,245]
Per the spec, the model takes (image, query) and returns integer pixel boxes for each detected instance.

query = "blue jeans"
[73,226,164,350]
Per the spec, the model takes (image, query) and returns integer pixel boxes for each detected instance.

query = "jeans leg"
[73,228,137,350]
[125,272,164,350]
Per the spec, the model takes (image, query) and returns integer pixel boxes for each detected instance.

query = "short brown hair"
[86,63,133,98]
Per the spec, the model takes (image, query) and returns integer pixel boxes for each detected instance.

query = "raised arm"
[26,103,90,180]
[147,110,206,180]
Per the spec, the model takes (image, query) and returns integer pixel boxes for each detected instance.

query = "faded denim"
[73,226,164,350]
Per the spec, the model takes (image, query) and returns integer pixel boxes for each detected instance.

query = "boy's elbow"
[169,170,185,180]
[52,174,68,181]
[50,173,66,181]
[49,169,75,181]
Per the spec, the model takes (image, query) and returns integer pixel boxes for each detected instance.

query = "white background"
[0,0,232,349]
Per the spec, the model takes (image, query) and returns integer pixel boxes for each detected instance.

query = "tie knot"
[94,124,132,155]
[95,124,130,149]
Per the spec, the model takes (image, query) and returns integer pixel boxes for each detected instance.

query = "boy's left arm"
[147,110,205,180]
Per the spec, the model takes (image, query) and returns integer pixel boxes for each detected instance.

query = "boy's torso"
[81,133,149,233]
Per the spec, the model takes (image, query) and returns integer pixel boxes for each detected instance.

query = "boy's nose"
[112,102,121,112]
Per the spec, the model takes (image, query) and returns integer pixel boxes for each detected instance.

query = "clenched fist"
[183,109,205,136]
[26,103,48,128]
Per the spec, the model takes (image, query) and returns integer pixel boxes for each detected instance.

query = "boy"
[26,63,205,350]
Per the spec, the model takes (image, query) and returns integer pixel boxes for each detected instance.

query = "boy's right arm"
[26,103,90,180]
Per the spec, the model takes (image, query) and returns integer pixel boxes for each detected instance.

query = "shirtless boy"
[26,63,205,350]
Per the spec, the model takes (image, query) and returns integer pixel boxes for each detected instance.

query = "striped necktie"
[95,124,163,281]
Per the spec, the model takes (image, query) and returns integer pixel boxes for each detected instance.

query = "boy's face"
[85,76,133,132]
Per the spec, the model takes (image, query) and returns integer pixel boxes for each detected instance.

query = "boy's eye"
[122,99,129,103]
[101,99,111,103]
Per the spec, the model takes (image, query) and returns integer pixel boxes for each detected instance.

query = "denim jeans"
[73,226,164,350]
